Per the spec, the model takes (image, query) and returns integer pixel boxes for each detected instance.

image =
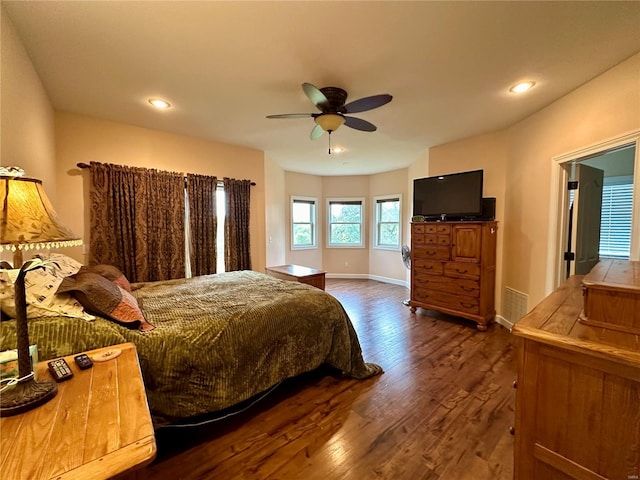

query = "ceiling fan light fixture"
[315,114,345,133]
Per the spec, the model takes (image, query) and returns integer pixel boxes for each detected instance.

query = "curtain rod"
[76,162,256,186]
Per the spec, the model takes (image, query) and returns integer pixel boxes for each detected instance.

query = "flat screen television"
[413,169,483,220]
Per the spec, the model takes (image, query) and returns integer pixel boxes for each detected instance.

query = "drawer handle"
[456,269,468,274]
[461,286,476,292]
[426,252,436,256]
[512,380,518,389]
[425,266,432,270]
[461,302,474,308]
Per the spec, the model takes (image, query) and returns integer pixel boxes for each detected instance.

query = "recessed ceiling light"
[148,98,171,109]
[331,147,344,154]
[509,81,536,93]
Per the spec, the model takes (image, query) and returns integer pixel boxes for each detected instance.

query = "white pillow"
[0,253,94,321]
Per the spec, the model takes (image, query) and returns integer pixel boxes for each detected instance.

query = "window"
[599,176,633,259]
[374,195,401,249]
[327,198,365,247]
[291,196,317,249]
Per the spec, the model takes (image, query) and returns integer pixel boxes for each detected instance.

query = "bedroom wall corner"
[1,5,56,195]
[1,6,58,264]
[284,171,324,269]
[428,130,508,318]
[264,156,286,268]
[368,168,410,284]
[504,51,640,308]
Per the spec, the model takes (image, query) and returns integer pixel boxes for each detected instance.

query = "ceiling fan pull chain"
[328,132,332,155]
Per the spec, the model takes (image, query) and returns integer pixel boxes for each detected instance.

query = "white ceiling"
[4,1,640,176]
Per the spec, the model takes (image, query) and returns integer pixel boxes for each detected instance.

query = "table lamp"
[0,168,82,416]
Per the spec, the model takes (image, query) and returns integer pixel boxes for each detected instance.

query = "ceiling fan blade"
[302,83,330,110]
[344,116,377,132]
[266,113,315,119]
[310,124,325,140]
[344,94,392,114]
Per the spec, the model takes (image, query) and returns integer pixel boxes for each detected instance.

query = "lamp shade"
[0,176,82,258]
[315,114,345,133]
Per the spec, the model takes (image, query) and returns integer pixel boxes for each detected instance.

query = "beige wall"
[1,7,57,264]
[369,168,409,282]
[282,169,411,282]
[264,157,286,268]
[284,171,324,269]
[428,130,508,315]
[424,52,640,315]
[1,6,56,193]
[54,112,267,271]
[322,175,370,275]
[504,52,640,307]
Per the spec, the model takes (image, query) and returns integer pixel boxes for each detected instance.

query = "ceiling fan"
[266,83,393,142]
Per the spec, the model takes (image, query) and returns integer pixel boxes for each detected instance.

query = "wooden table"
[0,342,156,480]
[265,264,326,290]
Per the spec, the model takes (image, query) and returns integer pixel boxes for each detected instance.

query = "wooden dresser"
[512,260,640,480]
[408,220,498,330]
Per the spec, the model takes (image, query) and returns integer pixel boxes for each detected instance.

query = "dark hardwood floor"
[137,279,517,480]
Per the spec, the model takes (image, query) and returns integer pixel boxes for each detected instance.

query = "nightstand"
[0,342,156,480]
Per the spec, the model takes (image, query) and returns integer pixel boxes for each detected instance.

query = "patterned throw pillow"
[78,264,132,292]
[57,272,154,332]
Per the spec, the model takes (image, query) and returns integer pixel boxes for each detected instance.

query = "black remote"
[74,354,93,370]
[47,358,74,382]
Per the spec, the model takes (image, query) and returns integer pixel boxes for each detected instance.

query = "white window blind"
[599,178,633,259]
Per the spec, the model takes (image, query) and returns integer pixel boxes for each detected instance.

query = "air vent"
[503,287,529,324]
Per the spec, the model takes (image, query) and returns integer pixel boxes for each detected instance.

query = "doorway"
[546,131,640,293]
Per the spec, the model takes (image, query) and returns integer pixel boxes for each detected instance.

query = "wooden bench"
[265,264,326,290]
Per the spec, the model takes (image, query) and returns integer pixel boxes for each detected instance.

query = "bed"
[0,268,382,427]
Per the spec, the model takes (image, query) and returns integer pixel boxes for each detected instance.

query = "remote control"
[47,358,74,382]
[74,353,93,370]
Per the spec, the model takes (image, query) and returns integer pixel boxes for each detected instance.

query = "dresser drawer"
[444,262,480,280]
[436,235,450,245]
[413,246,450,261]
[423,224,452,235]
[412,288,480,315]
[413,259,443,275]
[413,224,426,234]
[424,235,438,245]
[414,274,480,297]
[413,234,426,245]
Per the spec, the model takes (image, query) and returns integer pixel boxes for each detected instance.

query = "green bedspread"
[0,271,381,426]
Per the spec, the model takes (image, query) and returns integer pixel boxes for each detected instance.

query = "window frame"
[326,197,366,248]
[291,195,318,250]
[373,194,402,251]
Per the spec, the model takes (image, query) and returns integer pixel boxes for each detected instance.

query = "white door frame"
[546,130,640,294]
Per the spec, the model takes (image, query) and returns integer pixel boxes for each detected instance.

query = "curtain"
[89,162,185,282]
[223,178,251,271]
[186,173,218,276]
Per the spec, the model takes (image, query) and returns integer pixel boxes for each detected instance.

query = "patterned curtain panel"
[223,178,252,271]
[89,162,185,282]
[186,173,218,277]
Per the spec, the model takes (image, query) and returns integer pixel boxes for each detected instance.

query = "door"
[573,164,604,275]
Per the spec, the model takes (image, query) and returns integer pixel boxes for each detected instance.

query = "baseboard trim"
[495,315,514,331]
[325,273,409,288]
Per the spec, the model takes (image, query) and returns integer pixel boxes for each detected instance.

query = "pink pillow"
[57,272,154,332]
[79,264,132,292]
